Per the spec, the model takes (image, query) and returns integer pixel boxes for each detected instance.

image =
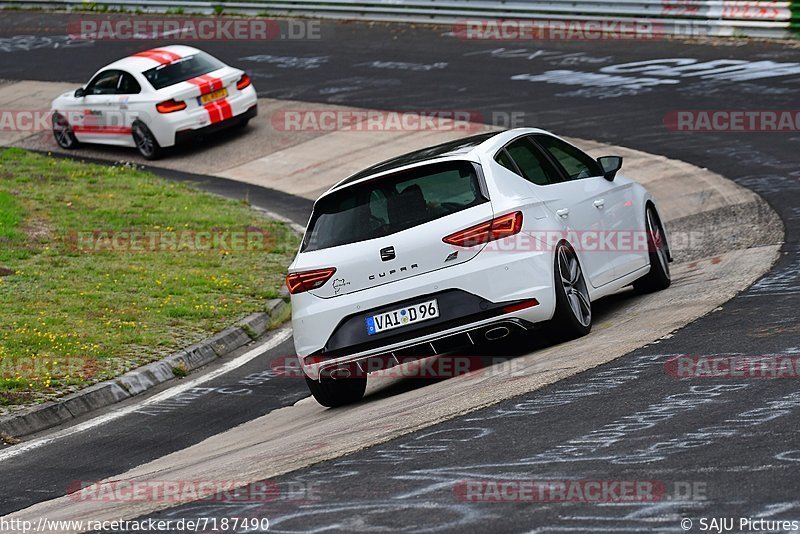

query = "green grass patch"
[0,148,299,406]
[0,190,26,264]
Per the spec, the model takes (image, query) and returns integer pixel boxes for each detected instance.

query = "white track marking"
[0,328,294,463]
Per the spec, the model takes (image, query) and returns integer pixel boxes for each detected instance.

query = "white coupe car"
[50,45,257,159]
[288,128,672,407]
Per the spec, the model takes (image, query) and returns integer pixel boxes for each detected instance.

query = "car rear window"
[143,52,226,90]
[302,161,487,252]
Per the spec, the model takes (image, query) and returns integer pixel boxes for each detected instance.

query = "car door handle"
[593,199,605,209]
[556,208,570,218]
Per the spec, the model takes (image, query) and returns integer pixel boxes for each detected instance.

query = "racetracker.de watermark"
[664,110,800,132]
[452,19,697,41]
[454,480,666,502]
[67,16,321,41]
[67,479,321,503]
[665,355,800,378]
[477,230,658,253]
[0,109,141,133]
[451,229,704,254]
[67,229,275,253]
[0,110,52,132]
[284,355,483,380]
[270,109,527,132]
[278,355,640,381]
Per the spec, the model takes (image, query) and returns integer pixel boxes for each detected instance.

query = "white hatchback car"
[50,45,257,159]
[288,128,671,406]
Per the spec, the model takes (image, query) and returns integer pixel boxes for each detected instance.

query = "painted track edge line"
[0,327,294,463]
[0,298,291,440]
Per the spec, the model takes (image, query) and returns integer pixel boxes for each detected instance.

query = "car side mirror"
[597,156,623,181]
[74,87,86,98]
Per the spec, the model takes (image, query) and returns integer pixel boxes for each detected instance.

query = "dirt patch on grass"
[22,216,53,244]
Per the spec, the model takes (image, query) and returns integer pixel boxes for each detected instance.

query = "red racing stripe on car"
[204,101,223,124]
[203,99,234,124]
[132,48,182,64]
[73,125,133,135]
[187,74,224,95]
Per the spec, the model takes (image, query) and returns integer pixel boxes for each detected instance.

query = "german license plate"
[365,299,439,336]
[198,88,228,105]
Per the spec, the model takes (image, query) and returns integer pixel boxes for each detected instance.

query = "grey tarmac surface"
[0,11,798,533]
[129,318,800,534]
[0,331,312,517]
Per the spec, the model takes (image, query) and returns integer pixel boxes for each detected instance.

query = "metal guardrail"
[1,0,797,38]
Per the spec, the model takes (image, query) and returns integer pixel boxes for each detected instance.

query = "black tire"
[132,121,163,160]
[304,373,366,408]
[548,242,592,340]
[633,205,672,294]
[52,112,80,149]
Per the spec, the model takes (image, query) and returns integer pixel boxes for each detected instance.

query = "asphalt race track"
[1,11,799,533]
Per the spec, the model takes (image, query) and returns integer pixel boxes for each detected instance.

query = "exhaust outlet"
[327,367,352,380]
[484,326,510,341]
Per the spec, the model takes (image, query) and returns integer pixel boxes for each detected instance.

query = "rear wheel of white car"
[549,242,592,340]
[132,121,163,160]
[633,205,671,294]
[304,372,366,408]
[52,112,80,149]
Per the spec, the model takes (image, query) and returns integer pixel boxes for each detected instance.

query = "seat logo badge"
[445,251,458,262]
[380,246,396,262]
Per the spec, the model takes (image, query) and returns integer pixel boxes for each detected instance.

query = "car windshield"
[143,52,225,90]
[302,161,487,252]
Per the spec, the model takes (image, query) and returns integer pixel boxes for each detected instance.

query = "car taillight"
[236,74,251,90]
[502,298,539,313]
[443,211,523,247]
[156,99,187,113]
[286,267,337,294]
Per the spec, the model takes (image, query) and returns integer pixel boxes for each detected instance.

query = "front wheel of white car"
[52,112,80,149]
[633,205,671,294]
[549,242,592,340]
[132,121,163,160]
[304,372,366,408]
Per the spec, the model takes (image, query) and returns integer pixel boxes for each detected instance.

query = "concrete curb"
[0,293,290,439]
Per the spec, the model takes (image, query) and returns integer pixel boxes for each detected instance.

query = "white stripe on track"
[0,328,293,463]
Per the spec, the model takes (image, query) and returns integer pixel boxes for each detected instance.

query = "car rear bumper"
[292,246,556,358]
[293,247,558,380]
[308,316,535,382]
[152,84,258,147]
[313,289,537,357]
[174,103,257,145]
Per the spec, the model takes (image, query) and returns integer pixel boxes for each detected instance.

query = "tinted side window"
[86,71,121,95]
[118,72,141,94]
[504,138,562,186]
[494,149,518,174]
[535,134,603,180]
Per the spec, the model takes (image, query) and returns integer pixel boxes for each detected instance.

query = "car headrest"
[387,184,427,227]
